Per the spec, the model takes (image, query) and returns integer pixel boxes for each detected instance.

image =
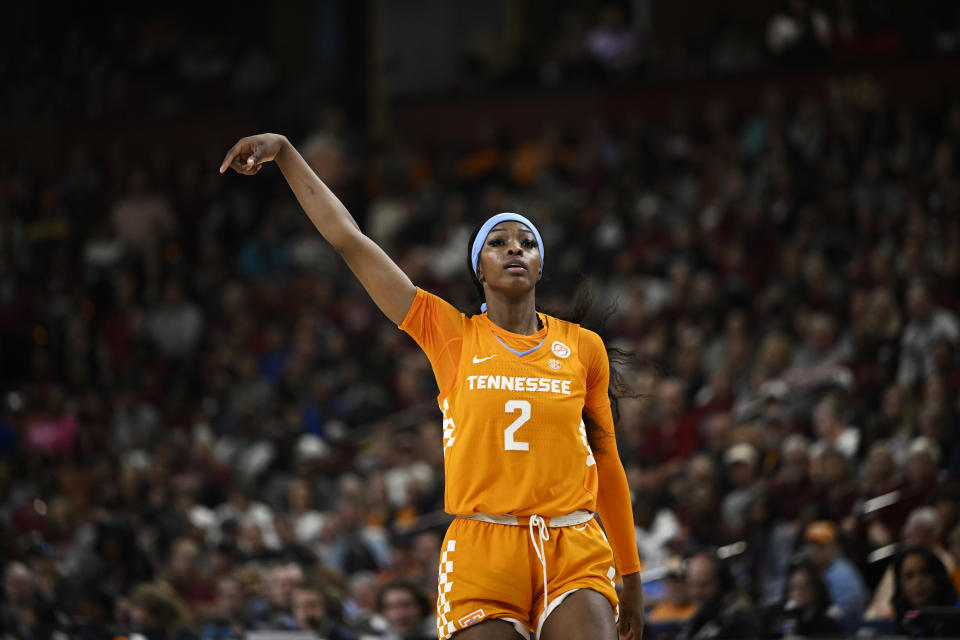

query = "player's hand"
[618,572,644,640]
[219,133,287,175]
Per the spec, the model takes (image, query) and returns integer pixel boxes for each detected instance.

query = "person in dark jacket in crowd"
[376,580,436,640]
[676,551,759,640]
[291,584,357,640]
[763,559,843,638]
[0,561,71,639]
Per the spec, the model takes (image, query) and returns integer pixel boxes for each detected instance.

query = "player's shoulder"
[417,287,466,316]
[577,326,606,354]
[540,313,604,347]
[567,322,602,344]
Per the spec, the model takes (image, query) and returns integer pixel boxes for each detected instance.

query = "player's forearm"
[596,455,642,575]
[273,135,361,251]
[621,571,643,602]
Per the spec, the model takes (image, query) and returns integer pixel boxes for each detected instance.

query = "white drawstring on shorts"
[529,515,551,615]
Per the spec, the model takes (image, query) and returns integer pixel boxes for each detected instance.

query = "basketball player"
[220,134,643,640]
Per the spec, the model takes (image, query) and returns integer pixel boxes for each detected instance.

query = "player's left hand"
[618,572,644,640]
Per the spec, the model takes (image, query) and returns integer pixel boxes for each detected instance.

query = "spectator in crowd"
[291,584,357,640]
[634,494,681,570]
[256,563,305,629]
[272,514,319,568]
[865,506,956,620]
[843,442,908,573]
[742,490,798,610]
[640,378,702,468]
[125,582,199,640]
[325,490,393,575]
[802,520,869,633]
[0,561,70,638]
[200,574,255,637]
[901,436,943,510]
[72,586,119,639]
[146,278,204,362]
[898,281,960,389]
[810,447,858,523]
[163,537,217,619]
[647,564,696,626]
[110,169,176,296]
[71,517,155,604]
[890,547,960,636]
[215,486,279,553]
[675,551,759,640]
[783,314,851,399]
[675,473,733,550]
[700,411,733,460]
[376,580,435,640]
[721,442,763,535]
[286,477,328,552]
[404,530,442,595]
[763,559,843,638]
[767,434,815,522]
[864,385,914,462]
[809,394,860,461]
[343,571,392,637]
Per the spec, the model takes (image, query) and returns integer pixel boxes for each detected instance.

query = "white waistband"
[461,510,594,527]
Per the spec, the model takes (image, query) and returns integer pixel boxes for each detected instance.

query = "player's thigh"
[533,520,619,627]
[436,518,534,639]
[539,588,617,640]
[453,618,528,640]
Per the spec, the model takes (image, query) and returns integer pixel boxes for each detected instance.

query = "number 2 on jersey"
[504,400,531,451]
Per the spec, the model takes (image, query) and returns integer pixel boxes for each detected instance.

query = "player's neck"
[484,294,540,335]
[487,300,541,336]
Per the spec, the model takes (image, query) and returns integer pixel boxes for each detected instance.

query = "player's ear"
[476,263,484,282]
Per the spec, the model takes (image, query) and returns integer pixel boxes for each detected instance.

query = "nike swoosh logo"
[472,354,496,364]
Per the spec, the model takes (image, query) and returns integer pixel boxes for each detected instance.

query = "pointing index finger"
[219,142,240,174]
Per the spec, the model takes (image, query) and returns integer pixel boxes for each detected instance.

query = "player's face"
[476,221,541,294]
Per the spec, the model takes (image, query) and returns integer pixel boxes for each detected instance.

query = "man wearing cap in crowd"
[803,520,869,633]
[721,443,763,535]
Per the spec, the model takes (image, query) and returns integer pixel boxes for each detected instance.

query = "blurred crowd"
[1,6,281,125]
[454,0,960,93]
[4,4,960,640]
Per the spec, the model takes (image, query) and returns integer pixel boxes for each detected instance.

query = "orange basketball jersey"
[400,287,641,576]
[402,288,605,516]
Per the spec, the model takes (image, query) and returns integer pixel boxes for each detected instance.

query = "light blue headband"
[470,212,544,278]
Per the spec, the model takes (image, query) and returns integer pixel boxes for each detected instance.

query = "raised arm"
[220,133,416,324]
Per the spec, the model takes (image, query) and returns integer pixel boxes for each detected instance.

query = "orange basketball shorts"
[435,515,619,639]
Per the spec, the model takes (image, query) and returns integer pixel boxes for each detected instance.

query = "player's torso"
[440,316,598,516]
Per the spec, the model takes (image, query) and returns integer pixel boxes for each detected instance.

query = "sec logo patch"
[551,341,570,358]
[548,359,561,370]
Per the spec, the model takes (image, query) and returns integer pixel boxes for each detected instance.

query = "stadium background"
[2,1,960,637]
